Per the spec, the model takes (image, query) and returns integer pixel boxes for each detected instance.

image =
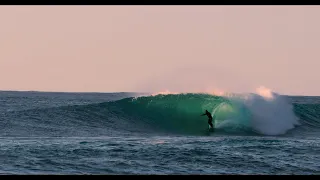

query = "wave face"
[1,92,319,137]
[111,92,301,136]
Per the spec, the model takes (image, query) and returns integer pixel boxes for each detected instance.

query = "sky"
[0,5,319,95]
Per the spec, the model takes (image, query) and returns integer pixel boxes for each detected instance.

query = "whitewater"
[0,88,319,174]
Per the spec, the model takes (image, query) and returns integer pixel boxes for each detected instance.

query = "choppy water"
[0,91,319,174]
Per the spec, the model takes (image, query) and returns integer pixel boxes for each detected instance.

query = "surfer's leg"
[208,122,213,129]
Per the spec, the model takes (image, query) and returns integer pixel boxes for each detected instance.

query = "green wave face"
[113,93,252,135]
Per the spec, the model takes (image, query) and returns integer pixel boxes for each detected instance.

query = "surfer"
[201,110,214,130]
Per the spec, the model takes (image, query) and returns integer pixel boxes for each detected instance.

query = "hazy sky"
[0,6,319,95]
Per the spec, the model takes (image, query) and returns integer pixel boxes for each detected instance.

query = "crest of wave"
[150,86,300,135]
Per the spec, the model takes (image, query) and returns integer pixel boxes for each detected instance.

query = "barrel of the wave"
[113,93,232,135]
[209,98,252,134]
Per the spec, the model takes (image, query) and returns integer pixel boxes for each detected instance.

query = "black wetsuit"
[202,110,214,129]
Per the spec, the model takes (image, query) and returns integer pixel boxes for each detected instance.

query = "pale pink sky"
[0,6,319,95]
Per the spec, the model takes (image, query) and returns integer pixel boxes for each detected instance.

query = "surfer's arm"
[200,113,206,116]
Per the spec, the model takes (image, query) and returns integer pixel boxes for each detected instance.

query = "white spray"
[241,86,300,135]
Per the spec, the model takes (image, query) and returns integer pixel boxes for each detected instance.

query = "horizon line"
[0,89,318,97]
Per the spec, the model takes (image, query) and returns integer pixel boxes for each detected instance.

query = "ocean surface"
[0,91,319,174]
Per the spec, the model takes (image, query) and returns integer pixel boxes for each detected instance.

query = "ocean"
[0,91,319,174]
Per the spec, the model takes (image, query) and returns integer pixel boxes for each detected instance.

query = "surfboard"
[204,128,214,136]
[208,125,215,132]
